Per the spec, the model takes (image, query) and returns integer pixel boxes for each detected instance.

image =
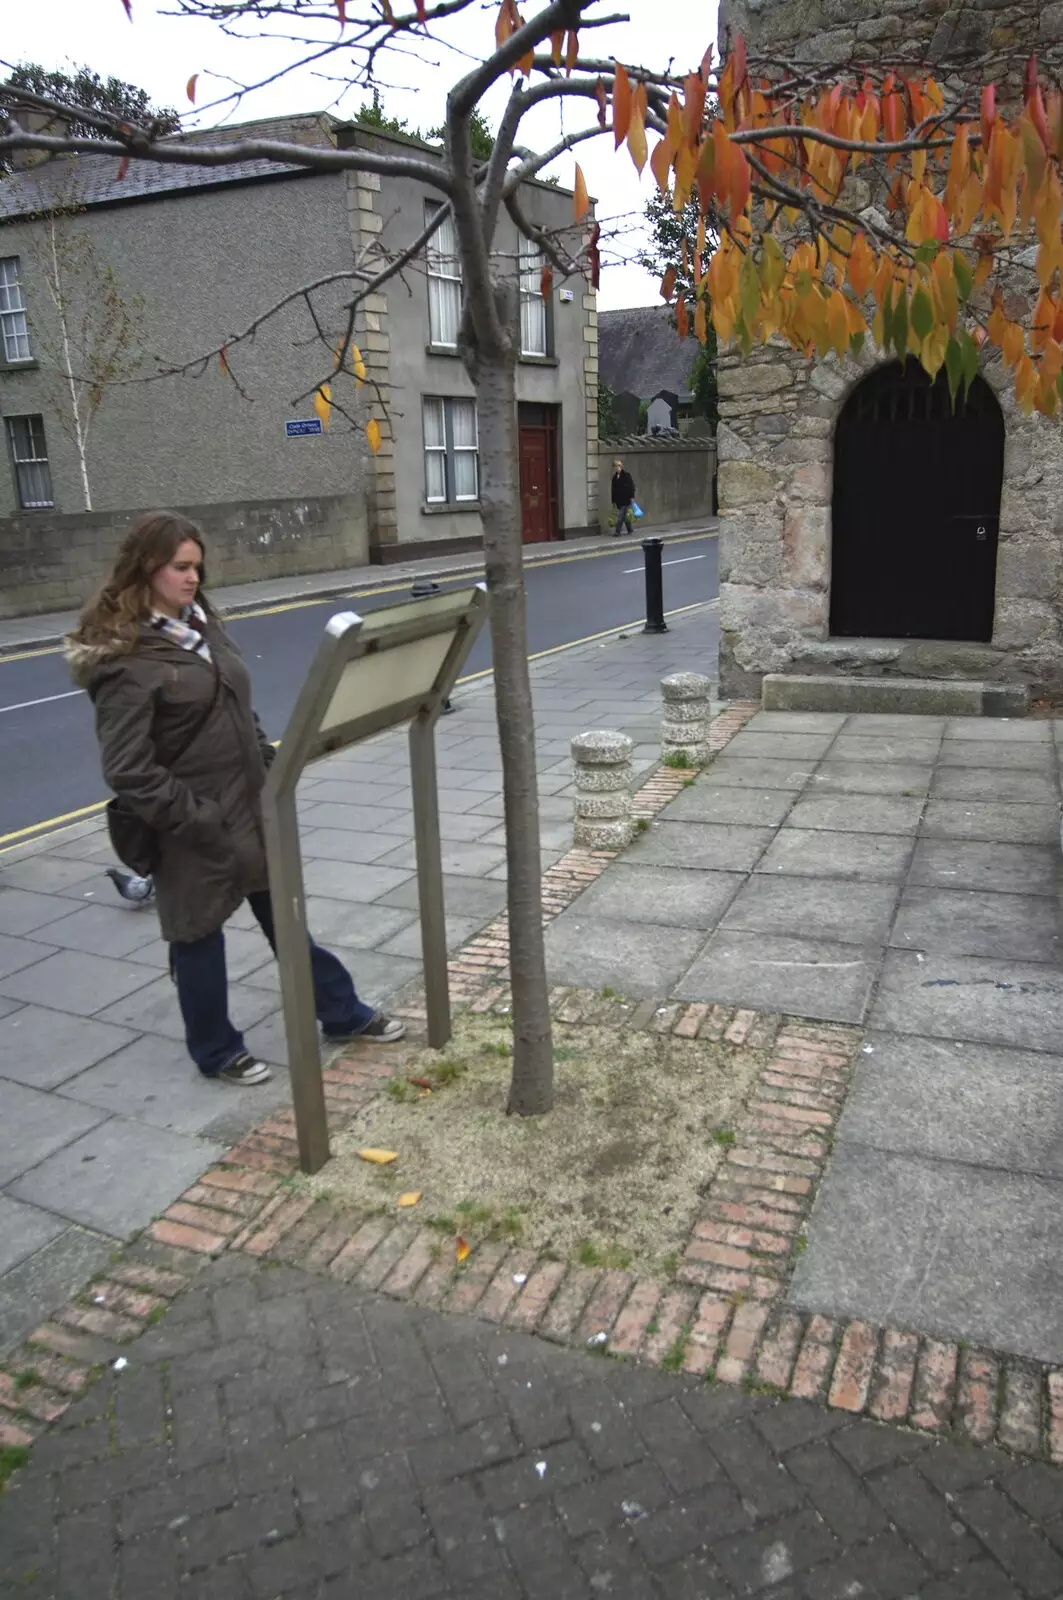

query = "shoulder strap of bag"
[169,651,222,766]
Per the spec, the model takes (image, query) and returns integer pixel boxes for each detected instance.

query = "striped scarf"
[151,601,212,662]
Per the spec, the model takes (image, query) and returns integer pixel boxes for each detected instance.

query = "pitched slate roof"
[0,114,333,221]
[598,304,697,403]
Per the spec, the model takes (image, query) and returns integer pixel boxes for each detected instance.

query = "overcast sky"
[5,0,718,310]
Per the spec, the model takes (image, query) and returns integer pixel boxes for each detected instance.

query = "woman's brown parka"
[66,617,274,945]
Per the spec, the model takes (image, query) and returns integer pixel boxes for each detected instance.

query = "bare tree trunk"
[47,222,92,513]
[474,347,554,1116]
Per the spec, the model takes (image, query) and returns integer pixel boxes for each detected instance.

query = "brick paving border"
[3,700,1062,1479]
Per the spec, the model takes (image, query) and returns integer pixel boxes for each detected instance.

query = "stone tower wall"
[714,0,1063,697]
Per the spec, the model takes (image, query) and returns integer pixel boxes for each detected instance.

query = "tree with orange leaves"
[3,2,1063,1118]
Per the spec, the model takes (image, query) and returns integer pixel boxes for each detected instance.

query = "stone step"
[762,673,1029,718]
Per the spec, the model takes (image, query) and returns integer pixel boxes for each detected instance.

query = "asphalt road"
[0,532,717,841]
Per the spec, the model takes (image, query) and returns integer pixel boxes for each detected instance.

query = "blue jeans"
[615,504,635,534]
[171,889,375,1076]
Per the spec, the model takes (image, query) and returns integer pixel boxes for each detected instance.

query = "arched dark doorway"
[830,360,1005,641]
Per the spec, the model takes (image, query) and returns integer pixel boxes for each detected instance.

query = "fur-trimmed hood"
[63,633,138,690]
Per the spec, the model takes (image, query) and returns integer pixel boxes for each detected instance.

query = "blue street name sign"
[285,418,323,437]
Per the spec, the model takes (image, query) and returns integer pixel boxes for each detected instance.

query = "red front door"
[519,418,558,543]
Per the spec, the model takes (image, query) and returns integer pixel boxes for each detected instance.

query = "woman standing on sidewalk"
[65,512,405,1087]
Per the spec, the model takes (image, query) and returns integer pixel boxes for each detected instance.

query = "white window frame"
[0,258,31,364]
[518,236,550,358]
[422,396,479,505]
[425,202,462,349]
[6,414,55,509]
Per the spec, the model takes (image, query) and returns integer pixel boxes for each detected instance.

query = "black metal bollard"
[642,538,668,634]
[412,580,454,711]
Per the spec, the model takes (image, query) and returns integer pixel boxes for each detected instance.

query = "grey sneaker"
[217,1053,271,1086]
[325,1013,407,1045]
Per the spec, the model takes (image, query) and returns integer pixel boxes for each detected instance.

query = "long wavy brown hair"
[71,513,216,650]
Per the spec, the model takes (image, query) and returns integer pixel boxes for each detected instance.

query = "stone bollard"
[661,672,713,765]
[571,730,634,850]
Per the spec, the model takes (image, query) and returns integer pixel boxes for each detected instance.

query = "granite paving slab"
[623,820,775,873]
[870,949,1063,1053]
[839,1032,1063,1182]
[784,794,925,836]
[721,875,900,947]
[544,913,707,1000]
[790,1144,1063,1366]
[890,886,1063,963]
[9,1118,226,1239]
[675,930,879,1023]
[0,1079,107,1185]
[921,800,1061,845]
[907,839,1062,897]
[0,1006,138,1090]
[567,862,745,930]
[755,830,916,883]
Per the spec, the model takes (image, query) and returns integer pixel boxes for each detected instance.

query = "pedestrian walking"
[66,512,405,1087]
[611,457,636,535]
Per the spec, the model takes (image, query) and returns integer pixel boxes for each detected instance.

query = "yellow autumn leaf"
[357,1147,397,1165]
[366,417,382,454]
[456,1236,471,1262]
[314,384,331,429]
[397,1192,422,1208]
[573,162,590,223]
[351,344,367,384]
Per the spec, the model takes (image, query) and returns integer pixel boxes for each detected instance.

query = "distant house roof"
[598,304,697,404]
[0,113,336,222]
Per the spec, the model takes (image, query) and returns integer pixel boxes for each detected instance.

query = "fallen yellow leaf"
[366,417,381,453]
[456,1236,471,1263]
[357,1148,397,1165]
[397,1192,422,1208]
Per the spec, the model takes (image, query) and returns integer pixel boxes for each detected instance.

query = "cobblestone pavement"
[2,1253,1061,1600]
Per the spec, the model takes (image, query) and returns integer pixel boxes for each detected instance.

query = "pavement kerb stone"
[3,699,1062,1479]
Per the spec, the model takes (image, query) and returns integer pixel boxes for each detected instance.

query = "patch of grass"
[634,818,650,834]
[13,1370,39,1393]
[577,1240,634,1270]
[663,750,694,770]
[742,1376,786,1397]
[386,1079,411,1103]
[455,1200,494,1227]
[490,1206,525,1242]
[660,1251,679,1281]
[599,985,618,1000]
[146,1306,168,1327]
[554,1046,580,1063]
[713,1129,736,1148]
[682,777,696,788]
[432,1059,468,1086]
[482,1040,512,1059]
[661,1329,690,1372]
[425,1213,457,1234]
[0,1446,30,1492]
[645,1315,660,1338]
[794,1235,807,1256]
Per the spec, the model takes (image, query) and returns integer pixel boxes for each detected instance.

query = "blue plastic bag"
[632,502,644,518]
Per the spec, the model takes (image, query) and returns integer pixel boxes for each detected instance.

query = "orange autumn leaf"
[612,60,632,149]
[848,232,876,298]
[334,0,345,20]
[366,417,382,454]
[649,136,672,193]
[660,265,677,302]
[357,1146,396,1164]
[186,74,198,104]
[676,297,690,339]
[456,1236,471,1263]
[218,345,230,376]
[627,82,648,174]
[540,263,553,302]
[550,29,564,66]
[314,384,332,429]
[573,162,589,223]
[565,29,579,75]
[397,1192,422,1209]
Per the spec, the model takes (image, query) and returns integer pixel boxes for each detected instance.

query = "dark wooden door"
[518,404,559,543]
[830,361,1005,641]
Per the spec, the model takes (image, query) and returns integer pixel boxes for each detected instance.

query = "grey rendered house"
[0,113,599,618]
